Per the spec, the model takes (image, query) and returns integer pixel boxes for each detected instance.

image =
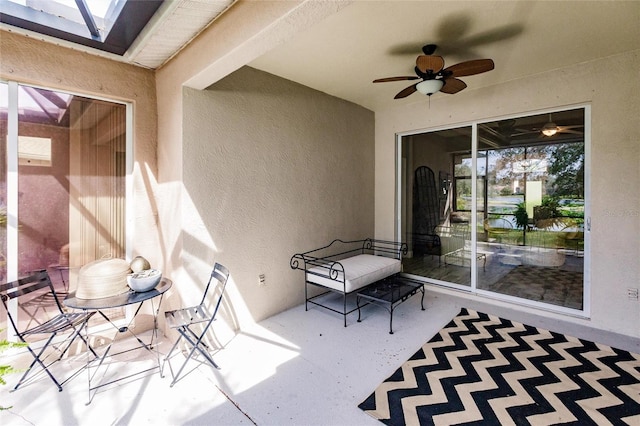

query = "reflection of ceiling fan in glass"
[506,114,584,139]
[479,110,585,148]
[539,114,583,137]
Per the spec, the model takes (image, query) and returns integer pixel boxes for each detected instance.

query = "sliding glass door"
[400,107,588,313]
[1,81,130,337]
[475,110,586,310]
[401,125,472,288]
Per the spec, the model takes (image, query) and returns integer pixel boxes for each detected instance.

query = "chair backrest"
[0,270,62,333]
[199,263,229,317]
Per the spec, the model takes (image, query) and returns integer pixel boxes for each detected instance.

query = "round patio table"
[64,278,172,404]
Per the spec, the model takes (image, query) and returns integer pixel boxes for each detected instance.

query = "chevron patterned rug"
[359,308,640,425]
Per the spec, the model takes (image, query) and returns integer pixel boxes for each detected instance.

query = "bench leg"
[305,281,309,311]
[343,293,347,327]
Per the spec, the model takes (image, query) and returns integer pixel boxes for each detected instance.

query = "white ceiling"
[247,1,640,112]
[6,1,638,113]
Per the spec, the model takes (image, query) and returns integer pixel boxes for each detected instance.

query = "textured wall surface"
[154,0,348,292]
[375,50,640,338]
[177,66,374,330]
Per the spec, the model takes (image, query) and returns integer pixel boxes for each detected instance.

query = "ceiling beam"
[75,0,101,38]
[33,88,69,109]
[21,87,59,123]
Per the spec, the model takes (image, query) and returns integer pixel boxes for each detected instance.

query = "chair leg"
[162,333,184,380]
[168,329,219,387]
[13,334,63,392]
[13,321,95,392]
[54,324,98,361]
[169,346,197,388]
[190,339,219,371]
[185,326,210,350]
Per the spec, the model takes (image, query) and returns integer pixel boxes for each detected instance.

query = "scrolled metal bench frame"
[290,238,407,327]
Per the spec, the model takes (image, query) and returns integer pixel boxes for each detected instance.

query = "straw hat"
[77,258,131,299]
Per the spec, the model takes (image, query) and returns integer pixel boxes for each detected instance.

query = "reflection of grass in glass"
[558,206,584,218]
[480,228,525,245]
[489,206,517,214]
[480,228,582,249]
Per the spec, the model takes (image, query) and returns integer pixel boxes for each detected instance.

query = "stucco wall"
[176,66,374,329]
[154,1,354,335]
[374,50,640,338]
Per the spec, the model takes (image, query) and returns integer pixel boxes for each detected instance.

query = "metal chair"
[19,268,68,330]
[0,270,96,392]
[163,263,229,387]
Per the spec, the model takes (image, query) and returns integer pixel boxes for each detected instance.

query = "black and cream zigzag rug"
[359,308,640,425]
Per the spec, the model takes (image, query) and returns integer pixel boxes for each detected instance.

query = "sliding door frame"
[396,105,591,318]
[2,79,134,338]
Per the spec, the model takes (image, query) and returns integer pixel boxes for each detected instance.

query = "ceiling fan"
[538,114,584,137]
[373,44,494,99]
[505,114,584,138]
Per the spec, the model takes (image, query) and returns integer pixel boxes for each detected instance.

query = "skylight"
[0,0,164,55]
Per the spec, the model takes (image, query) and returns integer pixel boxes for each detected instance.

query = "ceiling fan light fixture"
[541,122,558,136]
[416,79,444,96]
[375,45,494,99]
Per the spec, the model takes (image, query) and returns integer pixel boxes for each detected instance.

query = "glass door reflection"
[401,126,473,287]
[475,110,585,310]
[399,108,586,312]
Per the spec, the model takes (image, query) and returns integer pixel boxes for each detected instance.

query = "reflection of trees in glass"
[485,149,525,214]
[491,147,524,187]
[454,156,472,211]
[487,144,583,198]
[456,141,584,215]
[456,182,469,210]
[454,154,487,211]
[455,162,471,177]
[523,146,549,181]
[545,142,584,197]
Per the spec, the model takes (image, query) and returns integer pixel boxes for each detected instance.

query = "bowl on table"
[127,269,162,292]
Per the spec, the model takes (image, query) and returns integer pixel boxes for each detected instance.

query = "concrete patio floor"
[2,287,638,426]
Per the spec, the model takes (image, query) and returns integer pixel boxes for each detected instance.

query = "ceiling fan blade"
[394,83,418,99]
[443,59,495,77]
[559,129,583,135]
[416,55,445,74]
[440,77,467,94]
[373,76,420,83]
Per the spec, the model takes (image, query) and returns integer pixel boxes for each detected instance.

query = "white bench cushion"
[307,254,401,293]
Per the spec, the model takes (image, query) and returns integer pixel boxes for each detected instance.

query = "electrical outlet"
[259,274,266,286]
[627,288,639,301]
